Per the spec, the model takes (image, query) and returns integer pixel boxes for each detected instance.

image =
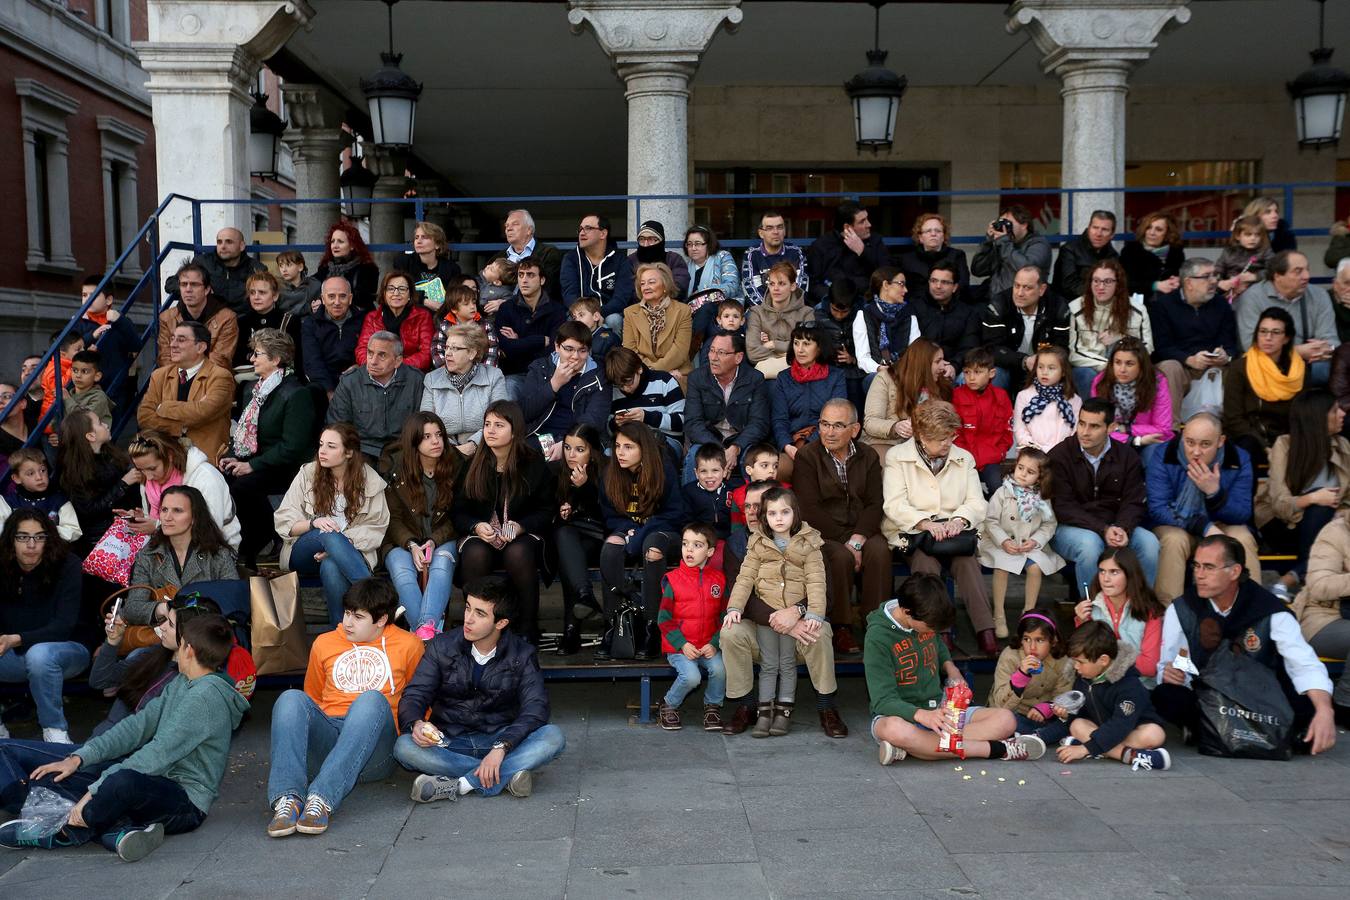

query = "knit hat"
[637,220,665,242]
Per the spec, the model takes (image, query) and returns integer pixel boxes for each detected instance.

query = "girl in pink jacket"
[1089,337,1174,451]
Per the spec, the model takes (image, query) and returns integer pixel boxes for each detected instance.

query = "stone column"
[282,83,346,247]
[1007,1,1190,234]
[568,1,742,240]
[365,145,409,273]
[134,1,314,259]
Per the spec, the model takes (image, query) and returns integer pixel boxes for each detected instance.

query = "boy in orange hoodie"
[265,579,423,837]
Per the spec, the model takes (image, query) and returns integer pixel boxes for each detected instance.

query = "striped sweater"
[610,368,685,440]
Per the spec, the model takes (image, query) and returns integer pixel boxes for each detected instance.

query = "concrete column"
[1007,1,1190,233]
[568,0,742,240]
[365,145,409,273]
[282,83,346,247]
[134,1,314,257]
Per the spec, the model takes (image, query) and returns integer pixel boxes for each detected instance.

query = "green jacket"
[77,670,249,814]
[863,601,950,723]
[243,373,318,473]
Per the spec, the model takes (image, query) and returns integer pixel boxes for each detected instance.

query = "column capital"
[1007,1,1191,76]
[141,0,314,59]
[282,83,345,134]
[568,1,742,72]
[364,145,409,183]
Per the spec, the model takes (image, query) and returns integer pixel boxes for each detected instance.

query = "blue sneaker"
[1129,748,1171,771]
[0,819,77,851]
[113,823,164,862]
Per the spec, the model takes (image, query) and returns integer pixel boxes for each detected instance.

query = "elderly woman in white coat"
[420,322,509,456]
[882,399,997,656]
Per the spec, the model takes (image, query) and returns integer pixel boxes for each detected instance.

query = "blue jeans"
[393,724,566,797]
[664,651,726,707]
[1051,525,1160,595]
[0,739,88,813]
[1072,366,1099,400]
[385,542,458,630]
[266,688,396,812]
[290,529,373,624]
[0,641,90,730]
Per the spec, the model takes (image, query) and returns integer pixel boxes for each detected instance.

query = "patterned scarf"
[1004,475,1051,523]
[871,299,905,363]
[1170,471,1208,531]
[914,438,947,475]
[643,297,670,348]
[1112,379,1138,424]
[1021,381,1076,427]
[232,369,286,457]
[446,362,479,393]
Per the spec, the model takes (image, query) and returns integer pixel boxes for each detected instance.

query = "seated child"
[696,299,747,366]
[1215,215,1272,298]
[265,579,424,838]
[951,346,1013,497]
[607,347,685,454]
[478,258,517,320]
[0,614,247,862]
[571,296,619,362]
[656,523,728,731]
[681,444,731,572]
[64,349,113,427]
[866,574,1043,765]
[979,447,1064,636]
[724,487,825,738]
[1013,345,1080,452]
[986,611,1075,735]
[728,443,783,559]
[433,284,498,369]
[1032,620,1170,771]
[1,448,81,542]
[40,332,85,433]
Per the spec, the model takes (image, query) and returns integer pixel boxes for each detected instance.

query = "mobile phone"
[107,597,123,629]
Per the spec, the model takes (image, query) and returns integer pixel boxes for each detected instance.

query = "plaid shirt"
[828,441,858,486]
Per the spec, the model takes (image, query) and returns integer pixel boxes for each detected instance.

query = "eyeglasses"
[1257,328,1286,337]
[1091,278,1117,286]
[385,285,411,296]
[684,240,706,248]
[707,349,737,358]
[637,236,661,245]
[1186,272,1219,280]
[444,344,471,354]
[578,225,603,233]
[817,420,852,431]
[15,533,48,544]
[888,279,907,288]
[1189,561,1235,573]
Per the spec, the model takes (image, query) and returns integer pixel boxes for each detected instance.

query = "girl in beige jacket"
[725,487,827,737]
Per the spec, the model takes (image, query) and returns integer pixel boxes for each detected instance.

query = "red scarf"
[790,361,829,383]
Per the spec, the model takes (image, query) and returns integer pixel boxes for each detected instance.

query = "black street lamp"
[340,146,377,218]
[248,90,286,179]
[361,0,422,148]
[843,1,907,153]
[1288,0,1350,148]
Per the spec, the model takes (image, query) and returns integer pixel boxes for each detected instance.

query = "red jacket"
[656,561,727,653]
[356,305,435,371]
[952,383,1013,469]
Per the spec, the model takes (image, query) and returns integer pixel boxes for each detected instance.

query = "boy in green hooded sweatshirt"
[864,575,1044,766]
[0,614,249,862]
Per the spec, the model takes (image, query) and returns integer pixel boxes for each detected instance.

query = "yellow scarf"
[1245,347,1304,402]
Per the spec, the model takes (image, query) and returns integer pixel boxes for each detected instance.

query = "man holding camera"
[971,205,1052,300]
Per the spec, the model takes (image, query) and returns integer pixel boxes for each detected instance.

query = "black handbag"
[897,521,978,558]
[609,599,645,660]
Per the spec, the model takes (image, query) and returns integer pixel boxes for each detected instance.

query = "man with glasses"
[683,332,771,484]
[914,261,980,375]
[157,261,239,370]
[743,210,808,307]
[1235,250,1340,387]
[1153,535,1337,756]
[1051,210,1119,303]
[1149,257,1239,420]
[138,322,234,464]
[519,322,609,460]
[791,399,889,657]
[560,214,635,329]
[328,331,423,465]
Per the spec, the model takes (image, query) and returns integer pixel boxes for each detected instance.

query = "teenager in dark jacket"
[914,261,981,372]
[393,576,565,801]
[552,425,609,654]
[518,322,609,452]
[494,263,568,378]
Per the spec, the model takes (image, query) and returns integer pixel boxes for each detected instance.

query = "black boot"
[634,621,661,661]
[556,622,582,656]
[593,622,614,662]
[571,592,602,622]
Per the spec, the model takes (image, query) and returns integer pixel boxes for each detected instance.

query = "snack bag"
[937,680,973,758]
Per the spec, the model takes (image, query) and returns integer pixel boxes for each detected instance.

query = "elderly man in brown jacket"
[138,322,235,463]
[792,398,890,656]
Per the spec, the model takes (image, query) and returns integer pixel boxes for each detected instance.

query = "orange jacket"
[304,625,425,729]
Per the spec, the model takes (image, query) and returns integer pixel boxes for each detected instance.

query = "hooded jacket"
[657,561,727,653]
[745,291,814,364]
[397,627,550,751]
[863,600,951,722]
[305,624,424,724]
[76,670,250,814]
[1067,643,1165,757]
[560,242,636,317]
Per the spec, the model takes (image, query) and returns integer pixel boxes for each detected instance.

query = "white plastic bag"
[14,786,76,838]
[1180,368,1224,421]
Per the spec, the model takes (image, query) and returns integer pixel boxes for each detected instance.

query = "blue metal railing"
[10,181,1344,452]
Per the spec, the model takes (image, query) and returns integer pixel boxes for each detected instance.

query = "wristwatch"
[848,539,864,551]
[794,602,808,617]
[491,740,511,753]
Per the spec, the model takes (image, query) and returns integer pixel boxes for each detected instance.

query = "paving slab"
[565,862,771,900]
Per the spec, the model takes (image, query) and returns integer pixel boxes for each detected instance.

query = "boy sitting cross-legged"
[1033,620,1171,771]
[266,578,424,838]
[866,574,1046,765]
[395,576,565,803]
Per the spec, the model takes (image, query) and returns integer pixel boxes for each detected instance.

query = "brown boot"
[722,703,755,735]
[769,702,794,736]
[702,705,723,732]
[751,703,774,738]
[658,703,681,731]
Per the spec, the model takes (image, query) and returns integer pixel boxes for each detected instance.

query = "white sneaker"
[878,741,906,766]
[0,722,9,740]
[410,774,460,804]
[41,728,71,745]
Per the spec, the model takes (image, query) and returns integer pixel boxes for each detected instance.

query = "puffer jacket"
[745,292,814,364]
[881,440,987,546]
[727,523,827,617]
[657,561,727,653]
[771,365,846,450]
[356,305,436,372]
[1292,513,1350,643]
[1089,370,1174,446]
[396,628,550,751]
[1146,438,1253,533]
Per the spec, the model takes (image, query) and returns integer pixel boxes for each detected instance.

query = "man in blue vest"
[1153,535,1336,754]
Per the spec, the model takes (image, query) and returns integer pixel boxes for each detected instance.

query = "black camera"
[992,218,1013,233]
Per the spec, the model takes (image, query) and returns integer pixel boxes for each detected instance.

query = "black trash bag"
[1195,642,1294,760]
[609,600,645,660]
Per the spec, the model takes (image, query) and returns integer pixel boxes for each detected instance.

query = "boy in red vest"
[656,523,727,732]
[951,346,1013,497]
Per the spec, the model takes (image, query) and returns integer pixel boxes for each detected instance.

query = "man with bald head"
[301,277,362,395]
[191,227,265,314]
[1146,411,1260,601]
[790,398,890,656]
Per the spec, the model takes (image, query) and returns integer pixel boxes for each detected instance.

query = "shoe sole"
[295,821,329,835]
[410,775,457,804]
[878,742,906,766]
[660,723,682,731]
[1019,735,1047,761]
[507,770,533,799]
[116,824,165,862]
[703,722,722,732]
[266,821,297,838]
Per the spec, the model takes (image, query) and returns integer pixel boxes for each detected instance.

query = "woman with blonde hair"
[394,220,463,313]
[623,262,693,376]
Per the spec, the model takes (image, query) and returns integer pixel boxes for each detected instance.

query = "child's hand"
[1073,598,1092,623]
[1001,539,1021,555]
[1019,654,1041,675]
[914,708,954,735]
[724,608,741,625]
[1026,708,1045,724]
[1057,743,1089,763]
[701,644,717,659]
[1052,704,1069,720]
[1019,540,1038,552]
[681,643,700,660]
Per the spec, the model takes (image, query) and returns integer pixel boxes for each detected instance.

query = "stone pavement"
[2,676,1349,899]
